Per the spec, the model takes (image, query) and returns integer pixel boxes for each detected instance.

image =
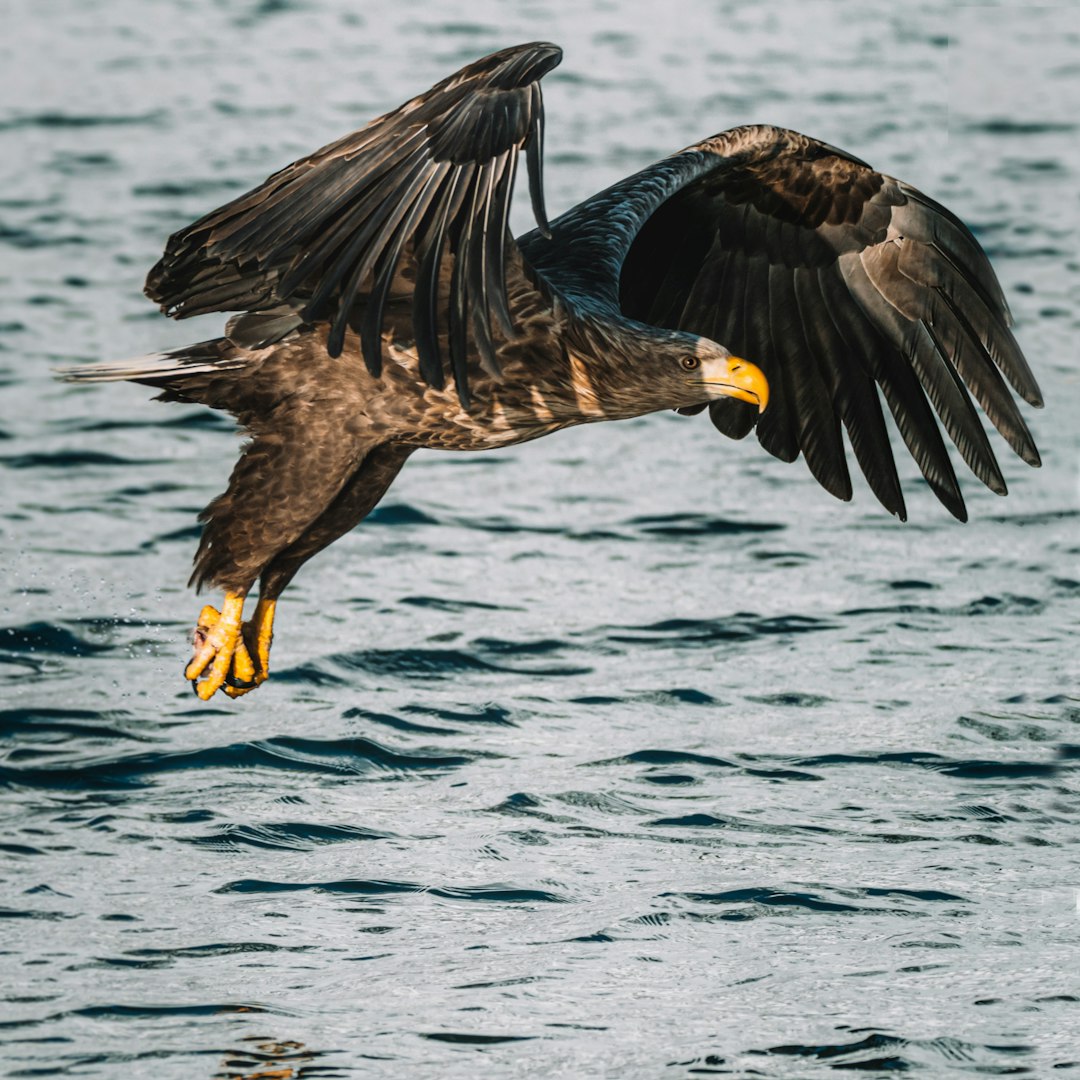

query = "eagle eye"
[680,356,701,371]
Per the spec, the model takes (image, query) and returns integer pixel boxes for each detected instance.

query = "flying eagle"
[63,42,1042,701]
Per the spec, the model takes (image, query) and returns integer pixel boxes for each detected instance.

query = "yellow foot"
[186,597,277,700]
[223,598,276,699]
[185,593,249,701]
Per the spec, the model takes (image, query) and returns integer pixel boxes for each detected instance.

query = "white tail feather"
[56,342,244,384]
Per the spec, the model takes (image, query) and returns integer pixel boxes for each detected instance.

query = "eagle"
[63,42,1042,701]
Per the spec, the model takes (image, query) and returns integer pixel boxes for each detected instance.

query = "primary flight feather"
[62,42,1041,700]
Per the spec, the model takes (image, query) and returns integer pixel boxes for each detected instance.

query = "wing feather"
[412,170,461,388]
[840,247,1005,495]
[796,267,905,518]
[769,262,851,500]
[614,124,1041,518]
[525,83,550,235]
[145,42,563,398]
[746,252,801,462]
[817,263,968,519]
[357,161,453,373]
[706,244,759,440]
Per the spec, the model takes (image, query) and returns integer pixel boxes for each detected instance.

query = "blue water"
[2,2,1079,1076]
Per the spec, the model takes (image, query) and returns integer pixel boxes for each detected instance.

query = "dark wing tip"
[144,256,165,304]
[440,42,561,97]
[473,45,562,239]
[627,125,1043,523]
[479,42,563,88]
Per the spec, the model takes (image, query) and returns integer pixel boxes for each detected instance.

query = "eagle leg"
[223,598,277,699]
[185,593,249,700]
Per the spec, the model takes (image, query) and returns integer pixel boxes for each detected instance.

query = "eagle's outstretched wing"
[609,126,1042,521]
[145,42,562,403]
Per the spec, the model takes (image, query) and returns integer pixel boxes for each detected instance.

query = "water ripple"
[0,735,476,791]
[626,512,785,537]
[183,821,398,851]
[661,885,969,921]
[217,878,570,904]
[0,450,164,469]
[0,622,113,658]
[0,110,165,131]
[604,613,835,646]
[3,4,1078,1076]
[757,1030,1033,1072]
[329,643,591,678]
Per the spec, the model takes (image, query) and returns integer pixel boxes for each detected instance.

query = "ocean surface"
[2,1,1079,1076]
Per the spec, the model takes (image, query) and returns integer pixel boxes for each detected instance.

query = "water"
[2,1,1079,1076]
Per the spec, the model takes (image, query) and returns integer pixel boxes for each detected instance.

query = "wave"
[0,734,475,791]
[217,878,569,903]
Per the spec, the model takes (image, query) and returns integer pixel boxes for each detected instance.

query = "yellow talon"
[186,595,277,700]
[223,598,277,699]
[229,635,257,685]
[186,592,246,700]
[196,604,221,630]
[251,598,276,676]
[192,604,259,694]
[187,604,221,676]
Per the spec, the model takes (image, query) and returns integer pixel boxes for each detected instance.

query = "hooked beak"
[698,356,769,413]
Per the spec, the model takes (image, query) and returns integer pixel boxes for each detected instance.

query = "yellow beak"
[701,355,769,413]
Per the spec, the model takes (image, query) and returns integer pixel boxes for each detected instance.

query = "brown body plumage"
[166,268,733,597]
[63,42,1042,700]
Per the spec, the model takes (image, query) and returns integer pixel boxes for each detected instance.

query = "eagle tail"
[56,339,246,387]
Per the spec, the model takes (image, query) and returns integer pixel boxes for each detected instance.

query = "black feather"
[526,84,550,237]
[797,268,905,518]
[608,124,1039,517]
[145,42,562,402]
